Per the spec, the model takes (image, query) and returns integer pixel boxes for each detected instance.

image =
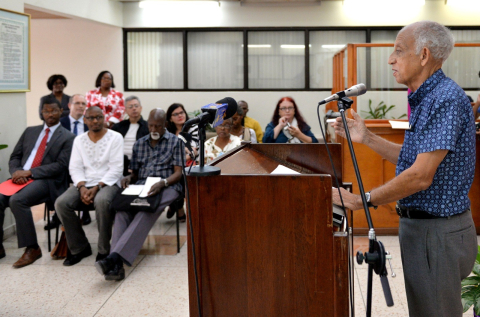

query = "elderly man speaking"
[332,21,477,316]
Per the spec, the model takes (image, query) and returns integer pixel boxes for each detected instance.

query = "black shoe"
[0,245,5,260]
[96,253,108,262]
[105,263,125,281]
[95,257,115,276]
[44,213,60,230]
[63,245,92,266]
[82,211,92,226]
[166,207,175,219]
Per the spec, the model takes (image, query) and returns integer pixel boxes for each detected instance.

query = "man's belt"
[395,204,447,219]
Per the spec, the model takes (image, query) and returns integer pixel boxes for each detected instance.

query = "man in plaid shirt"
[95,108,184,281]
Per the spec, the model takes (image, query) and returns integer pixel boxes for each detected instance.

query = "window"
[248,31,305,89]
[310,30,366,89]
[127,32,183,89]
[187,32,243,89]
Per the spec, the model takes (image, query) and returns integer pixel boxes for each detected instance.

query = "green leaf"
[476,245,480,263]
[473,263,480,276]
[0,144,7,150]
[462,276,480,287]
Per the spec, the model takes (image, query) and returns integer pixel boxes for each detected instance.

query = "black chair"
[43,200,60,252]
[167,193,184,253]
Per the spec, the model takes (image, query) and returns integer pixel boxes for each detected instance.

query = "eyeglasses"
[85,116,103,121]
[73,102,86,106]
[53,82,65,86]
[171,111,185,117]
[217,124,232,129]
[279,107,294,112]
[126,104,141,109]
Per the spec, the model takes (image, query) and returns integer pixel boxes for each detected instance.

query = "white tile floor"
[0,207,477,317]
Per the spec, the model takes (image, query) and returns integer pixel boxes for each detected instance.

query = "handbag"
[111,188,163,213]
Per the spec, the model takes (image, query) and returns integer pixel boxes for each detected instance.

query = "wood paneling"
[187,143,349,317]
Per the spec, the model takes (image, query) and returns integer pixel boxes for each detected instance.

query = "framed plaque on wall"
[0,8,30,92]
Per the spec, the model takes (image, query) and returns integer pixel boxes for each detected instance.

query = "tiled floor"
[0,206,477,316]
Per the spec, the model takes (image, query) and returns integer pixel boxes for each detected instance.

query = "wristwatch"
[365,191,378,209]
[97,183,105,190]
[163,179,169,187]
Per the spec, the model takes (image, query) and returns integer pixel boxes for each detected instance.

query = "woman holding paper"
[263,97,318,144]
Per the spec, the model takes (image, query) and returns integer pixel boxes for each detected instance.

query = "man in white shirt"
[55,106,124,266]
[60,94,89,136]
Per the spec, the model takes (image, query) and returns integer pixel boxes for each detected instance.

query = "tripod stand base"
[185,165,221,177]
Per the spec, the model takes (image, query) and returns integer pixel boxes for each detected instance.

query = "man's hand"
[332,109,370,144]
[12,170,32,184]
[332,187,363,211]
[121,175,132,189]
[81,186,99,205]
[147,181,164,197]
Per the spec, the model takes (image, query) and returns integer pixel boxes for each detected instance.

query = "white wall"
[123,1,480,28]
[24,0,123,27]
[27,18,123,126]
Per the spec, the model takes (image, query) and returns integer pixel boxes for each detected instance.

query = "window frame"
[123,26,480,92]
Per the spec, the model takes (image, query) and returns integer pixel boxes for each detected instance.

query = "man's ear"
[420,47,430,67]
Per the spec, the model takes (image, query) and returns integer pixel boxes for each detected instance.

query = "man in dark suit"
[0,96,75,268]
[60,94,89,136]
[111,96,149,176]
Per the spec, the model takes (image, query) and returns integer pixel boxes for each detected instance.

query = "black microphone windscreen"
[216,97,238,119]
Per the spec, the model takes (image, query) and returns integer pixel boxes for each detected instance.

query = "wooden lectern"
[187,142,350,317]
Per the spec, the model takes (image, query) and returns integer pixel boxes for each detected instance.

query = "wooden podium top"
[209,142,344,184]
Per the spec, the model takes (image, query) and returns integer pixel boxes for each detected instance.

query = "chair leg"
[55,223,59,245]
[176,210,180,254]
[46,205,51,252]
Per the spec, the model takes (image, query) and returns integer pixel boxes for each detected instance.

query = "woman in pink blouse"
[85,71,125,128]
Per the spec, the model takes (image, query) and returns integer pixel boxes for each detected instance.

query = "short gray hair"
[404,21,455,63]
[236,106,244,116]
[125,95,141,105]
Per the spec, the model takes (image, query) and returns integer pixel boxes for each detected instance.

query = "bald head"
[149,108,166,121]
[84,106,104,132]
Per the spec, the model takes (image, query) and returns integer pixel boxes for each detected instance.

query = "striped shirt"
[130,131,184,193]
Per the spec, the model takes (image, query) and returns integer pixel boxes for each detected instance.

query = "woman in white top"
[230,106,257,143]
[204,118,242,164]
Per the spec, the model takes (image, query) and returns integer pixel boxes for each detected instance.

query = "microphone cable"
[178,138,203,317]
[316,102,355,317]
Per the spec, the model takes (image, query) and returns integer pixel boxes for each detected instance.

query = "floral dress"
[204,134,242,164]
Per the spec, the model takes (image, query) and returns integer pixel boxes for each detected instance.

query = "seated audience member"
[238,100,263,143]
[112,96,149,175]
[0,96,75,267]
[231,106,257,143]
[470,94,480,120]
[95,108,183,281]
[85,71,124,128]
[60,94,89,136]
[55,107,124,266]
[166,103,199,161]
[204,118,242,164]
[263,97,318,144]
[38,74,70,120]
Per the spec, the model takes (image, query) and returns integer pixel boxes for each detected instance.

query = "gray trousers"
[111,187,179,266]
[0,180,50,248]
[399,209,477,317]
[55,185,119,255]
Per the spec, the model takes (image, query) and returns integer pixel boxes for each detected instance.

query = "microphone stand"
[187,120,221,177]
[336,97,394,317]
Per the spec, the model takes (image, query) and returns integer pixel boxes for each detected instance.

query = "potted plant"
[461,245,480,316]
[361,99,407,119]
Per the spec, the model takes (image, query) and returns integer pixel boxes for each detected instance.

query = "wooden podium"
[186,143,350,317]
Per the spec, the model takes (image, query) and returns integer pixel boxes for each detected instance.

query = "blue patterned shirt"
[130,131,184,193]
[396,69,476,216]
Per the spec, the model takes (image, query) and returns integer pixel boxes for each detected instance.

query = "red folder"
[0,179,34,196]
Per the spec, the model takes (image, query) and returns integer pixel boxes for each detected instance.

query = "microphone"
[182,97,238,132]
[178,131,194,155]
[318,83,367,106]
